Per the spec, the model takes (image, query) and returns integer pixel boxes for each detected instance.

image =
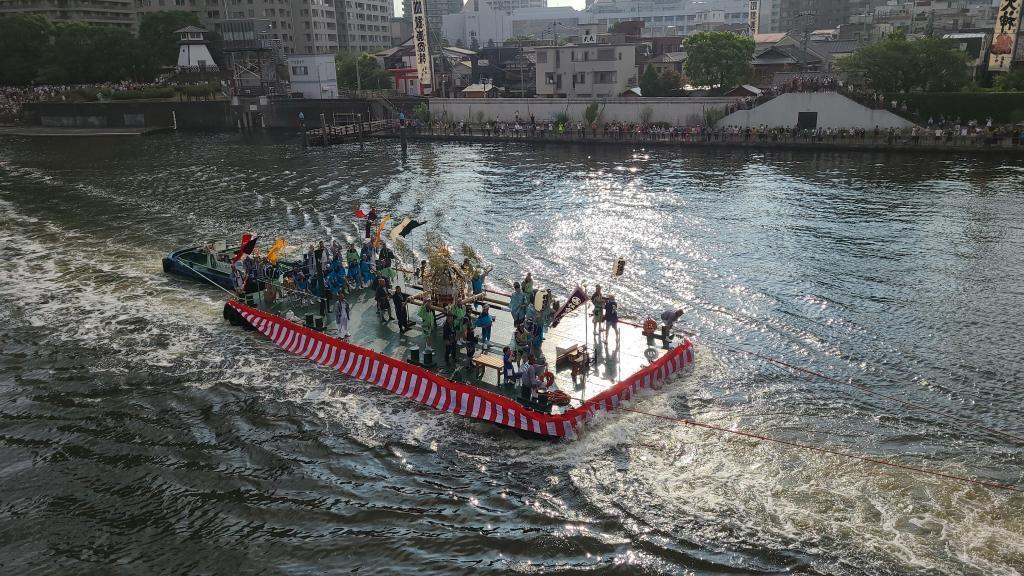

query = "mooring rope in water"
[179,262,238,298]
[618,406,1024,494]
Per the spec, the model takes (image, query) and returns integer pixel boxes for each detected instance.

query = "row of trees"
[835,32,969,92]
[671,30,1022,95]
[0,12,220,86]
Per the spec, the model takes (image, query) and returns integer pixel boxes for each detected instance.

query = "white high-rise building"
[136,0,339,54]
[584,0,753,36]
[483,0,547,10]
[0,0,135,30]
[336,0,393,53]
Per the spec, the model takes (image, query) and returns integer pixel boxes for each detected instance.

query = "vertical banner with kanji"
[989,0,1021,72]
[411,0,433,95]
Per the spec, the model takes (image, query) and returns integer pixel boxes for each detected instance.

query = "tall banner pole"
[411,0,434,96]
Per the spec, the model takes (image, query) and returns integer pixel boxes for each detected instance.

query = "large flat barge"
[169,240,694,439]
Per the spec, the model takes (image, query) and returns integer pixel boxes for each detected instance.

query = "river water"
[1,134,1022,575]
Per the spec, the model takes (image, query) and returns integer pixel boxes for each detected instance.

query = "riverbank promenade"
[379,126,1024,155]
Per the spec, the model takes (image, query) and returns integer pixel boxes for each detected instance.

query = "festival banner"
[410,0,433,95]
[989,0,1021,72]
[550,286,587,328]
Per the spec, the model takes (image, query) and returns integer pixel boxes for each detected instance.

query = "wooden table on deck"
[472,352,505,384]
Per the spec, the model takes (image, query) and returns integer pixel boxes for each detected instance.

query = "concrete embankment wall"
[21,99,392,130]
[720,92,915,129]
[21,101,231,129]
[429,97,740,125]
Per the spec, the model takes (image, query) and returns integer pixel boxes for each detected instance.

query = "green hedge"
[68,86,100,102]
[180,83,220,98]
[106,87,176,100]
[886,92,1024,124]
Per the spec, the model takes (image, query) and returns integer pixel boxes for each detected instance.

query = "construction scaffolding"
[222,19,289,97]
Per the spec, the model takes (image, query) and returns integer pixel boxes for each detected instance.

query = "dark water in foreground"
[1,134,1022,575]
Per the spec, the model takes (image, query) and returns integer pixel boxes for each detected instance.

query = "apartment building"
[534,43,640,98]
[136,0,338,53]
[0,0,135,29]
[337,0,392,53]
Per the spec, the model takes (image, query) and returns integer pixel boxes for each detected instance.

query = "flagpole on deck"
[583,286,588,395]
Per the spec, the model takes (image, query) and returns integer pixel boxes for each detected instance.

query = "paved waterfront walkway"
[378,131,1024,155]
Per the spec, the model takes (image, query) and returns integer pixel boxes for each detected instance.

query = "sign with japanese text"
[989,0,1021,72]
[411,0,433,94]
[748,1,760,35]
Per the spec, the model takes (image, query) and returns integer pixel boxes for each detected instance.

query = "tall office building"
[402,0,463,38]
[337,0,393,53]
[758,0,862,34]
[0,0,135,30]
[584,0,752,36]
[136,0,339,54]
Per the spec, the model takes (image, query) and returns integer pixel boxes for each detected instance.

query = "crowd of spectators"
[0,80,205,123]
[1,86,64,123]
[397,74,1024,148]
[402,114,1024,148]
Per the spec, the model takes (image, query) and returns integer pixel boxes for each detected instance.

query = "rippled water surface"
[1,134,1023,575]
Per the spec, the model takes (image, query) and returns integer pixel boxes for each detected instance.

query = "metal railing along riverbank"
[377,126,1024,154]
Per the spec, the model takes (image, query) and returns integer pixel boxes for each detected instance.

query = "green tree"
[639,65,661,96]
[138,11,204,78]
[38,22,141,84]
[336,53,392,90]
[683,31,754,91]
[0,14,53,85]
[837,32,968,92]
[913,37,970,91]
[995,68,1024,92]
[584,101,600,125]
[658,69,683,95]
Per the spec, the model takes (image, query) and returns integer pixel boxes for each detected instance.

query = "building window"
[574,72,585,84]
[292,65,309,75]
[593,71,616,84]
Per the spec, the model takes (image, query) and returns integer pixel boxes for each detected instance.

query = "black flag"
[399,219,426,237]
[550,286,587,328]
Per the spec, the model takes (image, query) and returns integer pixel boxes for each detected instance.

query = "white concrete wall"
[719,92,916,129]
[430,97,742,125]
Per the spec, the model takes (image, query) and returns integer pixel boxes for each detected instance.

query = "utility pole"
[795,9,817,72]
